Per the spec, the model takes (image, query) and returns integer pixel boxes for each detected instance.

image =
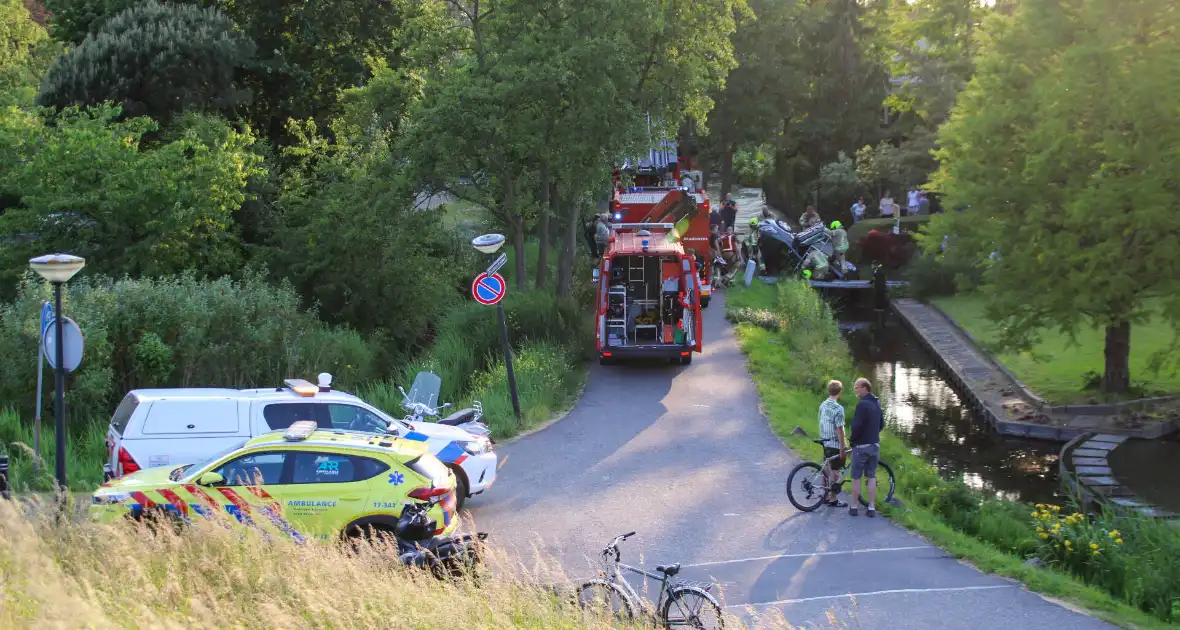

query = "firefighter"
[799,205,822,230]
[802,247,829,280]
[829,220,849,272]
[742,217,763,272]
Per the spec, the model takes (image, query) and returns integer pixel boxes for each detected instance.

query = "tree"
[703,0,802,198]
[36,2,254,123]
[925,0,1180,394]
[41,0,137,44]
[0,105,262,283]
[0,0,59,106]
[766,0,890,213]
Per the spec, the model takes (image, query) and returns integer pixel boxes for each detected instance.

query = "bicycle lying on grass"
[575,531,725,628]
[786,440,896,512]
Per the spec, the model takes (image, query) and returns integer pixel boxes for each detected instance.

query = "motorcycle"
[397,371,492,441]
[394,501,488,580]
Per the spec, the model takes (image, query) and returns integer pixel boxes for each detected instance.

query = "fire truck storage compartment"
[605,255,685,347]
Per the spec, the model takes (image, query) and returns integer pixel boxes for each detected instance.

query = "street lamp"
[29,253,85,490]
[471,234,521,420]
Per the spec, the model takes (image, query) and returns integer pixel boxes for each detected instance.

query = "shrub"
[0,105,263,285]
[465,341,585,439]
[36,1,255,122]
[0,271,379,421]
[904,252,982,300]
[855,229,915,268]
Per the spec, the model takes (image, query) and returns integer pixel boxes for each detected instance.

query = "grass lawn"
[934,295,1180,404]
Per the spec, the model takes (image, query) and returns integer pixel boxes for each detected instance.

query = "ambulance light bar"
[284,420,318,441]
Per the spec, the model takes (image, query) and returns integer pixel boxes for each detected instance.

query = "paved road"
[465,269,1112,628]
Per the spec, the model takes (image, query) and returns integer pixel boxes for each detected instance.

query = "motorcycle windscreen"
[407,371,442,409]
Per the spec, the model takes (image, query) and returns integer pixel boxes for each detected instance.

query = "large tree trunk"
[556,192,580,297]
[1102,320,1131,394]
[535,157,551,290]
[501,175,528,290]
[719,143,735,200]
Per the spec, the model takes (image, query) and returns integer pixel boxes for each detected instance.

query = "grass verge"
[727,280,1180,629]
[0,498,644,630]
[934,295,1180,404]
[0,409,107,492]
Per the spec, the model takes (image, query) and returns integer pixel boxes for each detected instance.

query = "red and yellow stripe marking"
[156,489,190,517]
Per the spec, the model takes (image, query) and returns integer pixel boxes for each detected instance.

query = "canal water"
[835,306,1064,505]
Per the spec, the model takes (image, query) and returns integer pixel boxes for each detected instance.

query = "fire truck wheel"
[679,354,693,366]
[700,296,711,309]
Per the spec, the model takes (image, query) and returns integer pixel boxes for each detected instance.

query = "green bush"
[0,105,263,286]
[465,341,586,439]
[0,271,379,421]
[904,252,981,300]
[406,290,588,403]
[36,1,255,122]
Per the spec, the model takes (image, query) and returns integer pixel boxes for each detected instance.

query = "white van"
[103,375,497,509]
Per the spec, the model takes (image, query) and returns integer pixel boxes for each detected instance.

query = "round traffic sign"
[472,272,506,306]
[42,316,84,373]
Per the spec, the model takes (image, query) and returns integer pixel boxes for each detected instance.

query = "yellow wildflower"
[1092,550,1100,557]
[1039,533,1048,540]
[1116,538,1123,545]
[1065,540,1072,548]
[1090,543,1099,550]
[1108,530,1120,538]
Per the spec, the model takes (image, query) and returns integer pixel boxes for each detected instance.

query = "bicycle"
[786,439,896,512]
[575,531,725,629]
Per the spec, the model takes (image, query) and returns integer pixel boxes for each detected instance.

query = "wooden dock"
[809,279,908,289]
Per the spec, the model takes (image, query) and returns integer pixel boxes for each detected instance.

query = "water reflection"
[838,312,1063,505]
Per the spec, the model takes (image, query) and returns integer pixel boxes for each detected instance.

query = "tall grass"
[727,280,1180,628]
[0,499,645,629]
[0,409,107,492]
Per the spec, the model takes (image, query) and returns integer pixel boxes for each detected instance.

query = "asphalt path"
[466,288,1114,629]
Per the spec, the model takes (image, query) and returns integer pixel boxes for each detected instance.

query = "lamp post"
[472,234,521,420]
[29,253,85,491]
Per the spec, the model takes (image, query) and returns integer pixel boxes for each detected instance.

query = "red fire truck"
[595,222,703,365]
[609,153,714,307]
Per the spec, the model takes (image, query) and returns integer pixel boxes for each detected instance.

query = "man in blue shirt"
[848,377,884,517]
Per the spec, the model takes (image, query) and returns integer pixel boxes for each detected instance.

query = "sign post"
[470,233,521,421]
[33,301,53,474]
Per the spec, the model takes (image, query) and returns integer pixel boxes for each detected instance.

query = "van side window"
[263,403,329,431]
[214,452,288,486]
[291,452,388,484]
[110,394,140,435]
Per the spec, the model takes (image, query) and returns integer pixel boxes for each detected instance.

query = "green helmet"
[749,218,759,227]
[830,221,842,230]
[802,269,813,279]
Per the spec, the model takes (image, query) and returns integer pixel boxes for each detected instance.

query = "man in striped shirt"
[818,380,848,507]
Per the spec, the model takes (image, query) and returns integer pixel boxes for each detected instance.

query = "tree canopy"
[923,0,1180,393]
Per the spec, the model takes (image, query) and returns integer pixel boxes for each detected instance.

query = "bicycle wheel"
[786,461,828,512]
[854,460,896,507]
[575,578,636,623]
[661,584,725,629]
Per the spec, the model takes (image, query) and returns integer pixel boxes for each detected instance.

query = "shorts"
[850,444,879,479]
[823,446,845,469]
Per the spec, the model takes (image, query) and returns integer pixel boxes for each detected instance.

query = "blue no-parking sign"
[40,301,54,336]
[472,272,506,306]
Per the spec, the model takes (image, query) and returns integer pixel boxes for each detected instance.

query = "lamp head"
[471,233,506,255]
[29,254,85,283]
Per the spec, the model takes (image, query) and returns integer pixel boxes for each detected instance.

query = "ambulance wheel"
[700,296,711,308]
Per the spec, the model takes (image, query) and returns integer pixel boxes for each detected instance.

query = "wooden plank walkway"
[809,279,908,289]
